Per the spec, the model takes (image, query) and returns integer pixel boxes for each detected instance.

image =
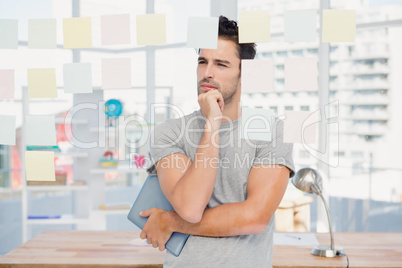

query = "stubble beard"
[197,79,239,107]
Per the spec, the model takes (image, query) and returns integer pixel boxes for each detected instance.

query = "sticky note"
[28,19,57,48]
[63,63,92,93]
[0,19,18,49]
[101,58,131,89]
[136,14,166,46]
[101,14,131,45]
[187,17,218,49]
[285,58,318,91]
[63,17,92,48]
[322,10,356,42]
[0,69,15,99]
[239,10,270,43]
[241,59,274,93]
[25,151,55,181]
[241,107,274,142]
[27,69,57,98]
[284,111,317,143]
[0,115,16,145]
[26,116,57,146]
[284,10,317,42]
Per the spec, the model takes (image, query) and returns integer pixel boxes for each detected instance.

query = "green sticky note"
[0,19,18,49]
[28,19,57,48]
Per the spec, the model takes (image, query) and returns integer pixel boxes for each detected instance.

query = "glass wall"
[238,0,402,232]
[327,0,402,232]
[1,0,402,255]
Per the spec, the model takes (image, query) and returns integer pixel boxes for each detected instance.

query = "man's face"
[197,38,241,106]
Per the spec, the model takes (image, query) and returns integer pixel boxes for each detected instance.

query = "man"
[141,16,294,267]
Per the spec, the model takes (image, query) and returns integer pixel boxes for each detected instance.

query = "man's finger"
[158,244,165,251]
[147,237,152,245]
[140,231,146,240]
[140,209,151,217]
[217,99,224,112]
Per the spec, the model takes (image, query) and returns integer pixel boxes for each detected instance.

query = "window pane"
[239,0,402,233]
[329,14,402,232]
[331,0,402,21]
[155,48,198,116]
[155,0,210,44]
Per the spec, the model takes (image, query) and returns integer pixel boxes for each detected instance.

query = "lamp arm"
[318,192,335,251]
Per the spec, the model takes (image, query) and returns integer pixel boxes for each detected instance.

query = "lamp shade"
[291,168,323,195]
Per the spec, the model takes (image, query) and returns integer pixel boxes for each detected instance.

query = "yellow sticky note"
[322,10,356,42]
[63,17,92,48]
[239,10,270,43]
[25,151,55,181]
[27,69,57,98]
[136,14,166,46]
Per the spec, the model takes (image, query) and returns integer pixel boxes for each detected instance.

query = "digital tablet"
[127,174,189,257]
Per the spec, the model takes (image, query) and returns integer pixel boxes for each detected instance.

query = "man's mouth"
[201,84,218,91]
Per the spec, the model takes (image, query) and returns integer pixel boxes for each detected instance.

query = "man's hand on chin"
[139,208,173,251]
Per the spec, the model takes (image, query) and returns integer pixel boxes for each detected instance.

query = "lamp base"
[311,245,345,257]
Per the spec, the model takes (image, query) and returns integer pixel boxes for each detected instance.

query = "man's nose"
[204,63,215,79]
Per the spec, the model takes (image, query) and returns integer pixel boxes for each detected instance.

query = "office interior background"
[1,0,402,255]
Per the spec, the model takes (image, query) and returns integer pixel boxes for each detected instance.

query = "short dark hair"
[218,15,256,60]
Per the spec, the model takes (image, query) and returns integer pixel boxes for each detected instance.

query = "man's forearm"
[170,123,220,222]
[164,201,267,237]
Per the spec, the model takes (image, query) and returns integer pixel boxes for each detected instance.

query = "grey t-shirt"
[147,109,294,268]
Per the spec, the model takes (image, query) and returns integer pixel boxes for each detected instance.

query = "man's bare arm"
[161,164,290,236]
[157,129,217,223]
[154,89,225,224]
[141,159,289,250]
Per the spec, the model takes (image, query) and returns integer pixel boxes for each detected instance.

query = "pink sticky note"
[101,14,131,45]
[284,111,317,144]
[241,59,274,93]
[0,69,15,99]
[285,58,318,91]
[101,58,131,89]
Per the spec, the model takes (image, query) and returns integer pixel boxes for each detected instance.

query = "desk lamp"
[291,168,345,257]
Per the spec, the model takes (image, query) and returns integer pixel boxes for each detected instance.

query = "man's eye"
[218,64,227,67]
[198,61,206,64]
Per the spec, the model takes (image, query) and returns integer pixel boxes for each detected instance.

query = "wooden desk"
[0,231,401,267]
[274,232,402,268]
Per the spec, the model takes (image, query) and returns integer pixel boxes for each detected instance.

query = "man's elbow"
[248,223,268,235]
[176,207,204,224]
[249,213,272,235]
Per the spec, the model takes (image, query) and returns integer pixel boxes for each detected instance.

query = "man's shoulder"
[155,109,203,131]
